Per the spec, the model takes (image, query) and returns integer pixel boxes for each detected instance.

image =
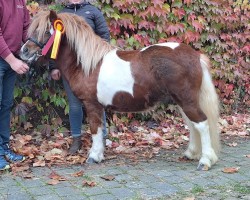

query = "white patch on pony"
[20,41,37,62]
[49,27,54,35]
[141,42,180,51]
[88,127,104,162]
[20,41,29,53]
[192,120,217,167]
[97,49,135,106]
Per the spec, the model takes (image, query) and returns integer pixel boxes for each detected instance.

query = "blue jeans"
[0,58,17,155]
[62,78,107,138]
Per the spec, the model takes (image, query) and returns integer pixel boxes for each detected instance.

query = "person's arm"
[4,53,29,75]
[22,1,31,42]
[94,9,110,42]
[0,28,29,74]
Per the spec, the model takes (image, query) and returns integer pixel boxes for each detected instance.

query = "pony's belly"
[106,91,160,112]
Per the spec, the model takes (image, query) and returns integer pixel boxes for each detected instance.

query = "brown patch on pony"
[116,44,206,122]
[57,13,114,76]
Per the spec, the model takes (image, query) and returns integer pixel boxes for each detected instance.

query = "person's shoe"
[0,155,10,171]
[68,136,82,155]
[4,144,25,163]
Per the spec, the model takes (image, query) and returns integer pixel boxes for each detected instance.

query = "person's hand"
[5,54,29,74]
[51,69,61,80]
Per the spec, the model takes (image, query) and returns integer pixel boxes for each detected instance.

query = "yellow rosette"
[51,19,65,59]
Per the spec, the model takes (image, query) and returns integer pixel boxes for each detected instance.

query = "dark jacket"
[60,2,110,42]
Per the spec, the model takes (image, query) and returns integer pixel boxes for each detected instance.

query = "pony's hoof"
[197,163,209,171]
[182,155,193,161]
[86,157,97,164]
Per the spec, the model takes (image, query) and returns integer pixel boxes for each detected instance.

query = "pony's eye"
[45,31,50,35]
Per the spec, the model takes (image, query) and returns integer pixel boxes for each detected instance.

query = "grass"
[191,185,205,194]
[232,183,250,194]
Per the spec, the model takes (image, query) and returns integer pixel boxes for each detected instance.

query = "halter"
[26,33,53,65]
[27,37,45,49]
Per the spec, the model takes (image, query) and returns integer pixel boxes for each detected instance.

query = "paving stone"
[27,186,55,196]
[34,194,62,200]
[18,178,47,188]
[82,187,108,196]
[89,193,117,200]
[137,188,164,199]
[149,181,178,195]
[61,195,89,200]
[108,187,138,199]
[226,173,250,182]
[1,140,249,200]
[5,192,34,200]
[98,179,125,189]
[136,174,161,183]
[174,181,195,191]
[112,173,135,182]
[124,180,148,189]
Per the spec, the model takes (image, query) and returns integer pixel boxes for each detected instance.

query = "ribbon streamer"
[51,20,65,59]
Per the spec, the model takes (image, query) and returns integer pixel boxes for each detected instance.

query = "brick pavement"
[0,138,249,200]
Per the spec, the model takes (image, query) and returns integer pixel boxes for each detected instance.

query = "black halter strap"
[28,37,45,49]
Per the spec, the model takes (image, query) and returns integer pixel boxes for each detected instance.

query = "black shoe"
[68,136,82,155]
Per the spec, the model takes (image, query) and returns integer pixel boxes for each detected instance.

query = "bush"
[13,0,249,130]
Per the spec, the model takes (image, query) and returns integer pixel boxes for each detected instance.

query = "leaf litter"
[5,113,249,185]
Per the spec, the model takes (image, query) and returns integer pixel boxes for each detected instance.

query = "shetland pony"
[20,11,220,170]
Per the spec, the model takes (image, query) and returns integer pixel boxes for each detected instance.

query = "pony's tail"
[199,54,220,155]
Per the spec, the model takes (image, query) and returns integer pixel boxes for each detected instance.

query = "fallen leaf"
[33,160,46,167]
[47,179,60,185]
[21,172,34,179]
[50,148,63,155]
[100,175,115,181]
[82,180,96,187]
[11,165,30,173]
[228,142,237,147]
[222,167,240,174]
[49,171,67,181]
[71,170,84,177]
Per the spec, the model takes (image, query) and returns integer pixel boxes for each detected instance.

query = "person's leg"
[62,78,83,137]
[0,59,24,169]
[0,59,10,170]
[62,78,83,154]
[102,111,108,139]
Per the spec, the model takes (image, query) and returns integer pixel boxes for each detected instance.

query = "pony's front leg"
[85,106,105,164]
[87,126,105,163]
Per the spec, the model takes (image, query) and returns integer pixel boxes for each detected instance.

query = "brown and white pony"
[20,10,220,170]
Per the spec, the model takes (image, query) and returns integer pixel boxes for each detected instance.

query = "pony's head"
[20,10,113,76]
[20,10,58,63]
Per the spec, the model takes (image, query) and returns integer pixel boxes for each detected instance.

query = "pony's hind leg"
[181,106,218,170]
[179,107,201,160]
[192,120,218,170]
[85,104,105,164]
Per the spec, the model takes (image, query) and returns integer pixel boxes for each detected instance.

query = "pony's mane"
[28,11,115,76]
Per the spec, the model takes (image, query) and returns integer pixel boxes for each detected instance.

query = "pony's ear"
[49,10,58,23]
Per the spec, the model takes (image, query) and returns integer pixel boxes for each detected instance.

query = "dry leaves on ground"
[8,113,249,173]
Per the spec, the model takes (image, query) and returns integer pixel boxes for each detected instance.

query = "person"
[0,0,30,170]
[50,0,110,154]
